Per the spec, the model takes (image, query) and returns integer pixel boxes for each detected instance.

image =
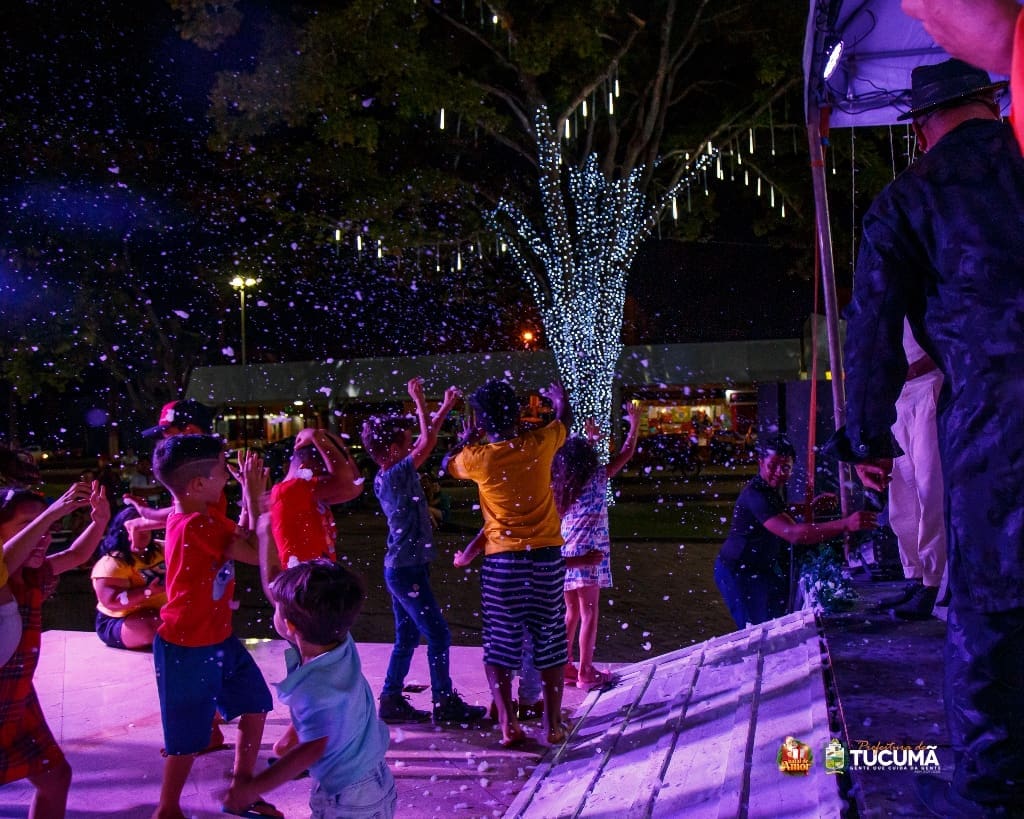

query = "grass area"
[447,496,734,542]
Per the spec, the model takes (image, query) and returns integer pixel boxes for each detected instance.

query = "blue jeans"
[713,554,787,628]
[382,564,452,701]
[310,760,396,819]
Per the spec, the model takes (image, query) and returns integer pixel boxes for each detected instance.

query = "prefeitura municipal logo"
[846,740,941,772]
[777,736,813,775]
[824,737,848,774]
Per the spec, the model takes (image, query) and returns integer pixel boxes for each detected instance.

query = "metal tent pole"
[807,107,855,524]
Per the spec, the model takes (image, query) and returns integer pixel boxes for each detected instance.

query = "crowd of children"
[0,380,640,818]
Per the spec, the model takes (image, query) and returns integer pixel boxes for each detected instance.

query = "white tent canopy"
[804,0,1009,129]
[801,0,1012,424]
[800,0,1012,512]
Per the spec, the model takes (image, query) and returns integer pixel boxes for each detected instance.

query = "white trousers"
[889,370,947,587]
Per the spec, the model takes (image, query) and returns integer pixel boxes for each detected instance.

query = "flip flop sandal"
[499,727,527,749]
[222,798,284,818]
[576,669,611,690]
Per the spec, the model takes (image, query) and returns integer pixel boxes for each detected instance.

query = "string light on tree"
[488,106,715,447]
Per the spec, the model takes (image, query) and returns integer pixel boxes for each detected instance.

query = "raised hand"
[89,481,111,528]
[51,480,94,517]
[408,376,426,405]
[441,385,462,410]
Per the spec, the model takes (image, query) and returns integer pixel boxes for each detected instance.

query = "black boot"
[875,579,922,609]
[433,690,488,725]
[894,584,939,620]
[379,693,431,724]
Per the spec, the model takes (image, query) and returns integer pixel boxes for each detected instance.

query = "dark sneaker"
[875,580,923,609]
[433,690,488,725]
[894,584,939,621]
[379,693,431,724]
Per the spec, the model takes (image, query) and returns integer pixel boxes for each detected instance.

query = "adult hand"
[219,780,259,815]
[855,459,893,492]
[441,385,462,409]
[843,510,878,533]
[540,382,568,422]
[901,0,1018,76]
[457,415,483,447]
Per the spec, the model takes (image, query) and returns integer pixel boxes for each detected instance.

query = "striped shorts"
[481,546,568,670]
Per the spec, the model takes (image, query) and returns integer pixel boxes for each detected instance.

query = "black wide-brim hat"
[897,58,1007,122]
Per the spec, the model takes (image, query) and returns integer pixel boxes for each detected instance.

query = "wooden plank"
[506,664,658,818]
[746,613,842,818]
[507,610,842,819]
[649,628,765,819]
[576,652,703,817]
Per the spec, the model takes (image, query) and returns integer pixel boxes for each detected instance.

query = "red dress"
[0,564,64,785]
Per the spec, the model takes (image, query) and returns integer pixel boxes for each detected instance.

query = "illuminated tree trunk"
[490,108,710,443]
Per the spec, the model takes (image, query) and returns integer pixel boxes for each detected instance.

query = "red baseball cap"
[141,400,214,439]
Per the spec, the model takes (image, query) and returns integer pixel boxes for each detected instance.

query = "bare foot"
[547,723,569,745]
[576,667,610,690]
[500,719,526,747]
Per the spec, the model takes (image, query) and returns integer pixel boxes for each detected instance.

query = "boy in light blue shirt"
[224,519,395,819]
[362,378,487,725]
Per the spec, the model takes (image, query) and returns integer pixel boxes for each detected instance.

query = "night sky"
[1,0,814,451]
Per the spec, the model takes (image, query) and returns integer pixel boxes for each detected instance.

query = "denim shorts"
[153,633,272,755]
[310,760,397,819]
[95,610,127,650]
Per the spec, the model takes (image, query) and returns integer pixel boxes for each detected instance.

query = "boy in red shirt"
[268,427,362,756]
[270,428,363,568]
[151,435,278,819]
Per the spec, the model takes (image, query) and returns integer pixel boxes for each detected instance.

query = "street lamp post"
[230,276,257,366]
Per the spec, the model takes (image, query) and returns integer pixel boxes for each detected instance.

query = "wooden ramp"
[507,609,845,818]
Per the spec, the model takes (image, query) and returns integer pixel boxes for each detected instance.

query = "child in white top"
[551,406,639,689]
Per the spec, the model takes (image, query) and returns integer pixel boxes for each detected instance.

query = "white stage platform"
[0,632,593,818]
[1,611,841,818]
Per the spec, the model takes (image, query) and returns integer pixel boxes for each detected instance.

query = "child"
[268,428,362,755]
[444,379,570,747]
[121,400,219,537]
[0,480,110,818]
[90,506,167,651]
[362,378,486,724]
[150,436,278,819]
[552,406,640,689]
[270,427,363,569]
[453,530,544,722]
[223,515,395,818]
